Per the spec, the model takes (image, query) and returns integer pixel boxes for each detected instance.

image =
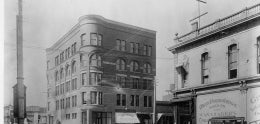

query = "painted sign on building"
[247,87,260,124]
[196,90,246,124]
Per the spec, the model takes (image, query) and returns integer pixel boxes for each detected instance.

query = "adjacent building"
[46,15,156,124]
[168,3,260,124]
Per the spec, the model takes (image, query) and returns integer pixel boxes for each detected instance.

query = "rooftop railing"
[175,3,260,43]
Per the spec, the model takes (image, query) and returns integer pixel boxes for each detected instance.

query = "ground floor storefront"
[171,79,260,124]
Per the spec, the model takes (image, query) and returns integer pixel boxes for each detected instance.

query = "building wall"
[46,15,156,124]
[174,25,260,89]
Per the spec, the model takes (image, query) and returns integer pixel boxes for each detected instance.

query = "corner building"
[168,4,260,124]
[46,15,156,124]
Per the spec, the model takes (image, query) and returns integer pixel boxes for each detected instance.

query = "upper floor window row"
[81,33,102,47]
[116,39,126,51]
[129,42,152,56]
[54,42,77,67]
[115,59,152,74]
[54,61,77,82]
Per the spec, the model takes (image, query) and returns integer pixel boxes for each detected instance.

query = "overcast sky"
[4,0,260,107]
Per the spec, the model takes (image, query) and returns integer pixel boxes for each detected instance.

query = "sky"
[4,0,260,107]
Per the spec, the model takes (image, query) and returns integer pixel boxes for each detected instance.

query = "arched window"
[81,34,87,46]
[90,54,101,67]
[71,61,76,74]
[201,52,209,84]
[80,54,88,66]
[228,44,238,79]
[116,59,126,70]
[144,63,152,73]
[65,64,70,77]
[55,71,59,82]
[130,61,139,72]
[60,68,64,79]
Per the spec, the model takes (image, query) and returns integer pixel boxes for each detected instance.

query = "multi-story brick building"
[46,15,156,124]
[168,3,260,124]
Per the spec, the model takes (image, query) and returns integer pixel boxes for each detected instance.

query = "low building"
[46,15,156,124]
[4,105,14,124]
[26,106,47,124]
[168,3,260,124]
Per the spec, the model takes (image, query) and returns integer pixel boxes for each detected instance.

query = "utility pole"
[13,0,27,124]
[152,79,157,124]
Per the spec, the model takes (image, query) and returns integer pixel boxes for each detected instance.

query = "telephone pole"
[13,0,27,124]
[152,79,157,124]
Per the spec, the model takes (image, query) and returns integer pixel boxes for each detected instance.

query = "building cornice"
[168,3,260,52]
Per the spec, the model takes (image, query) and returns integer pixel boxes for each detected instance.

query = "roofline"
[46,15,156,53]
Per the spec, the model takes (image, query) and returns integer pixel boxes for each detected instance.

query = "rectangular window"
[48,102,50,111]
[121,40,126,51]
[90,72,102,85]
[130,95,135,106]
[55,56,59,66]
[130,42,134,53]
[90,33,102,46]
[122,94,126,106]
[135,43,140,54]
[148,96,152,107]
[143,45,147,56]
[82,92,86,104]
[132,78,139,89]
[72,113,77,119]
[66,114,70,120]
[81,34,86,46]
[82,73,87,86]
[117,76,126,88]
[47,89,50,97]
[47,60,50,69]
[228,44,238,79]
[144,96,147,107]
[56,100,59,110]
[136,95,139,107]
[201,52,209,84]
[116,39,121,50]
[90,91,102,105]
[148,46,152,56]
[116,94,121,106]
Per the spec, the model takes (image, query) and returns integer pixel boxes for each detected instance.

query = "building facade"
[46,15,156,124]
[168,3,260,124]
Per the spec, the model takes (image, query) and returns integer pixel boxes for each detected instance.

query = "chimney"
[191,21,198,31]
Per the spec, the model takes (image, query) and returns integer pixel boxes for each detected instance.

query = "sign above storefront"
[115,112,140,123]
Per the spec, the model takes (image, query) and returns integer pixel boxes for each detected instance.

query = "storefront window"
[92,112,112,124]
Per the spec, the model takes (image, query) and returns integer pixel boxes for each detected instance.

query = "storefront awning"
[115,112,140,123]
[157,113,174,120]
[171,97,192,103]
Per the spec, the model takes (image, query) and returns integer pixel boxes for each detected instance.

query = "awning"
[171,97,192,103]
[137,113,151,119]
[115,112,140,123]
[157,113,174,120]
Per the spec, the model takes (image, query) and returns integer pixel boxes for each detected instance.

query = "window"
[148,46,152,56]
[82,92,87,104]
[55,85,59,96]
[48,102,50,111]
[56,100,59,110]
[65,64,70,77]
[68,47,71,58]
[92,112,112,124]
[71,61,76,74]
[143,63,152,73]
[66,97,70,108]
[72,113,77,119]
[72,95,77,107]
[116,76,127,88]
[47,89,50,97]
[130,95,140,107]
[132,78,139,89]
[90,54,102,67]
[66,114,70,120]
[143,79,153,90]
[55,56,59,66]
[55,71,59,82]
[257,37,260,74]
[116,59,126,71]
[71,78,77,90]
[130,42,134,53]
[90,72,102,85]
[116,39,126,51]
[81,34,87,46]
[130,61,139,72]
[201,52,209,84]
[90,91,103,105]
[143,45,147,56]
[80,54,88,67]
[65,81,70,92]
[60,52,64,62]
[144,96,152,107]
[71,42,77,55]
[60,99,65,109]
[47,60,50,69]
[90,33,102,46]
[135,43,140,54]
[60,68,64,80]
[116,94,126,106]
[228,44,238,79]
[81,73,87,86]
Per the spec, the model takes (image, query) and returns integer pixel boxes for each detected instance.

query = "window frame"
[228,44,238,79]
